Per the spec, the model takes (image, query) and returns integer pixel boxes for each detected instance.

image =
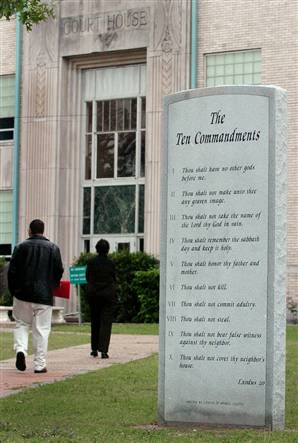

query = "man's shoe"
[90,351,98,357]
[34,368,47,373]
[101,352,109,359]
[16,352,26,371]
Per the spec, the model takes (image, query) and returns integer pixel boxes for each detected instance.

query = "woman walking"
[86,239,117,358]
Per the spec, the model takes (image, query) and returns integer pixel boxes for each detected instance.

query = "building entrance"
[81,64,146,253]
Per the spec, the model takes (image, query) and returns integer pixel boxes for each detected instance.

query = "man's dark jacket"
[86,255,117,303]
[8,235,64,306]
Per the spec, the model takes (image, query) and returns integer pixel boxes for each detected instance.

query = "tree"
[0,1,55,31]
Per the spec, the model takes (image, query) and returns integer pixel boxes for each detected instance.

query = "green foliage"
[132,268,160,323]
[52,322,159,335]
[0,289,12,306]
[0,329,91,361]
[0,0,55,31]
[0,258,11,305]
[111,251,159,322]
[73,251,159,323]
[1,323,159,360]
[0,257,6,270]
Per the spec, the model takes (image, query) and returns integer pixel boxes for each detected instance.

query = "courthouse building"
[0,0,297,313]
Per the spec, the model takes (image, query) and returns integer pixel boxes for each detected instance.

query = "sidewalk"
[0,334,159,398]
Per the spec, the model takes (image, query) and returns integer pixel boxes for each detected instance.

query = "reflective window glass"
[0,190,13,244]
[123,99,131,131]
[97,134,114,178]
[110,100,116,131]
[103,100,110,132]
[116,99,124,131]
[141,97,146,129]
[86,102,92,132]
[0,117,14,141]
[85,134,92,180]
[83,188,91,235]
[118,132,136,177]
[138,184,144,233]
[0,75,15,119]
[96,101,103,132]
[94,185,135,234]
[140,131,145,177]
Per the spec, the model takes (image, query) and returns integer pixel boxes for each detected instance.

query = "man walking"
[8,219,64,373]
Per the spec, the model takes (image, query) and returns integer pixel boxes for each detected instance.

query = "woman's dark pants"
[88,297,115,353]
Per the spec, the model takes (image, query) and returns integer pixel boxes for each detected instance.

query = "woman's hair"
[95,239,110,256]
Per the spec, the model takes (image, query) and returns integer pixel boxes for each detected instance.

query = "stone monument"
[158,86,287,429]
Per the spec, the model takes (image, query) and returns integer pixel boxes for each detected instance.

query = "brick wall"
[0,18,16,75]
[198,0,298,304]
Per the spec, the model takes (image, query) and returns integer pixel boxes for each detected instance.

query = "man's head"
[95,239,110,256]
[29,219,45,236]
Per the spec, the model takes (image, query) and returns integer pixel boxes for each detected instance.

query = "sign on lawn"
[69,266,87,284]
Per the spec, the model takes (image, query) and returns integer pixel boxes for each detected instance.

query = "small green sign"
[69,266,87,284]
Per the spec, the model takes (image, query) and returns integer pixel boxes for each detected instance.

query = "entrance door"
[81,65,146,253]
[89,236,137,253]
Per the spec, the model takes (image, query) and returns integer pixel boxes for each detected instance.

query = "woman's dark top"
[86,255,117,303]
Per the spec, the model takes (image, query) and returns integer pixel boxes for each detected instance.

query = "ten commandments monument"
[158,86,287,429]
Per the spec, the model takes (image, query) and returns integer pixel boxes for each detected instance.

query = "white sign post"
[69,266,87,324]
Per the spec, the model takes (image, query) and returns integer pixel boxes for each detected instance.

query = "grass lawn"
[0,325,296,442]
[52,322,159,336]
[0,330,90,361]
[0,323,158,361]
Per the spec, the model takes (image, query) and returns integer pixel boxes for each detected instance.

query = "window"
[0,75,15,141]
[0,190,13,255]
[205,50,261,87]
[82,96,146,247]
[84,97,146,181]
[81,64,146,252]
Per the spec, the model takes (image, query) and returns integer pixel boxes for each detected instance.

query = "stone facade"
[17,0,191,313]
[0,0,297,311]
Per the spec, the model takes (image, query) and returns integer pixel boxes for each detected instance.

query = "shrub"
[73,251,159,323]
[132,267,160,323]
[0,289,12,306]
[0,257,6,269]
[0,258,12,306]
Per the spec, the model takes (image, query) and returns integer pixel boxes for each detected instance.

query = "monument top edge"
[164,85,287,105]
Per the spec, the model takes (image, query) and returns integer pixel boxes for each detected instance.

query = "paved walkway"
[0,334,159,397]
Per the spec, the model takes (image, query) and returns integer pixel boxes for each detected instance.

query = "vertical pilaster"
[145,0,191,256]
[19,12,60,242]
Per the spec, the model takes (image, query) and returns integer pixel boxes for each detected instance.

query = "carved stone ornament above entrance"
[98,32,118,49]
